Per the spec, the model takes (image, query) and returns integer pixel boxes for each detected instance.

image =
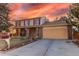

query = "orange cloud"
[9,3,70,21]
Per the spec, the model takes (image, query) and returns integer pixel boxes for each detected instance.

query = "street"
[0,39,79,56]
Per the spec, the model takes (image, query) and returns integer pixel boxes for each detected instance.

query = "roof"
[15,16,47,21]
[42,19,72,27]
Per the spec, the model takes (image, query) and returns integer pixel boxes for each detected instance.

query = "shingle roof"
[42,19,71,27]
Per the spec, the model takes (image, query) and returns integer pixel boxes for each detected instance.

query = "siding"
[15,17,48,27]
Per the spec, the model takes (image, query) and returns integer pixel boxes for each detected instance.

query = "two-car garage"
[43,26,68,39]
[42,19,72,40]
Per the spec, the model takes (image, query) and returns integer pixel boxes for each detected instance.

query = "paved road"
[0,39,79,56]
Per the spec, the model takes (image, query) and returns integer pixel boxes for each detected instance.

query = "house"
[42,19,72,40]
[15,17,48,39]
[15,16,73,40]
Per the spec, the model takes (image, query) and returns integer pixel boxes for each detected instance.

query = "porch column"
[39,27,42,39]
[18,28,21,36]
[36,27,39,39]
[26,28,29,38]
[67,25,73,40]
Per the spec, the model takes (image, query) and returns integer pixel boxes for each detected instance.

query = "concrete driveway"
[0,39,79,56]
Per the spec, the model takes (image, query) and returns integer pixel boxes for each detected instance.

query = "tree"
[68,3,79,31]
[0,3,12,32]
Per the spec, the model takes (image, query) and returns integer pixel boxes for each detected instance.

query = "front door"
[28,27,42,39]
[29,28,36,39]
[20,28,26,36]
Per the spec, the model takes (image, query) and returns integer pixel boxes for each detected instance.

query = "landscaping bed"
[73,32,79,47]
[0,36,37,51]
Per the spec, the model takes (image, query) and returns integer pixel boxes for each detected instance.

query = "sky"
[9,3,71,21]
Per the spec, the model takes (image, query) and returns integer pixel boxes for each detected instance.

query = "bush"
[10,36,28,47]
[0,36,28,50]
[0,40,7,50]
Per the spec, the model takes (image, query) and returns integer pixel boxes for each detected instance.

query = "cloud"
[9,3,70,21]
[51,8,69,16]
[20,3,49,11]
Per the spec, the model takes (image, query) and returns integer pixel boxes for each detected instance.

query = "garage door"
[43,26,68,39]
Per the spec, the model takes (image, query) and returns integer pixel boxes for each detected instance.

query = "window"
[20,20,24,27]
[35,19,40,26]
[40,17,48,25]
[25,20,28,26]
[16,21,20,27]
[29,20,33,26]
[40,19,45,25]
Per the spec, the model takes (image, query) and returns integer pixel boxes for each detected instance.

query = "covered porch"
[15,26,42,40]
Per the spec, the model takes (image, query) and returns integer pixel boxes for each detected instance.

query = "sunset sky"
[9,3,71,21]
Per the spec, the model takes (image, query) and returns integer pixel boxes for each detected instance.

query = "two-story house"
[15,16,73,40]
[15,17,48,39]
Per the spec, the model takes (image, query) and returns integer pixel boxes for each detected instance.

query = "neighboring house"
[15,17,48,39]
[15,17,73,40]
[42,19,72,40]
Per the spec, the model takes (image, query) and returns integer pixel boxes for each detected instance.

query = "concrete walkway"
[0,39,79,56]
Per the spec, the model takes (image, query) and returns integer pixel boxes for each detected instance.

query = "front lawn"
[0,36,29,50]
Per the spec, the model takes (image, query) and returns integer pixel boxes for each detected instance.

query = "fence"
[74,32,79,41]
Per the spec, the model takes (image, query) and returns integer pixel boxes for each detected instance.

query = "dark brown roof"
[42,19,71,27]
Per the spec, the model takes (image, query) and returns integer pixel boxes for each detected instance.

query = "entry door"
[20,28,26,36]
[29,28,36,39]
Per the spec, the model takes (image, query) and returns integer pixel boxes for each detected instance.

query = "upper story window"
[40,19,43,25]
[29,20,33,26]
[40,17,47,25]
[25,20,29,26]
[33,18,40,26]
[16,21,20,27]
[20,20,25,27]
[15,17,48,27]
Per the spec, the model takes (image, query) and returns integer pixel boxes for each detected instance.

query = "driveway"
[0,39,79,56]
